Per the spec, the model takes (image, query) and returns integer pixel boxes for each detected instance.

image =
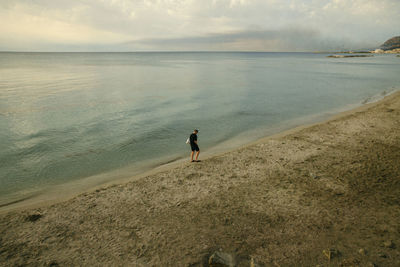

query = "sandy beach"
[1,91,399,266]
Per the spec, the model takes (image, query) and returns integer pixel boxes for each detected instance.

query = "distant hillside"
[380,36,400,51]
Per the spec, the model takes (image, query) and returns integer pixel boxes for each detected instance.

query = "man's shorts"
[191,144,200,151]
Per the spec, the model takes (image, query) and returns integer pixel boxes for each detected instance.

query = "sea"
[0,52,399,208]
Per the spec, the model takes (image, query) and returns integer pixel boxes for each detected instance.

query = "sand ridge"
[0,92,399,266]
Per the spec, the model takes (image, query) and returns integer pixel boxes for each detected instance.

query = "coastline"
[1,91,399,265]
[0,89,397,213]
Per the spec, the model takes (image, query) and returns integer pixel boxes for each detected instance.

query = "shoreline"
[1,89,398,213]
[1,90,399,265]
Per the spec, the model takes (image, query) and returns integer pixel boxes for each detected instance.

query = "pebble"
[25,213,42,222]
[384,240,395,249]
[208,251,235,267]
[322,249,338,260]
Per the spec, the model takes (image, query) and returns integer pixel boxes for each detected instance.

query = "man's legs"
[195,150,200,161]
[191,150,194,161]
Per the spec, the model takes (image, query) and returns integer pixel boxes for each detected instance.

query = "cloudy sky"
[0,0,399,52]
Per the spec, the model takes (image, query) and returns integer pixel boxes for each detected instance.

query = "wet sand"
[1,92,399,266]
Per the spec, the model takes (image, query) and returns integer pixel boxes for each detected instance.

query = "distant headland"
[323,36,400,57]
[373,36,400,54]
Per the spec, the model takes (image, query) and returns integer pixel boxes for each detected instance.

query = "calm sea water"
[0,52,399,206]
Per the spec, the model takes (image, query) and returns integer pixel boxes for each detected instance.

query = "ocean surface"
[1,52,399,207]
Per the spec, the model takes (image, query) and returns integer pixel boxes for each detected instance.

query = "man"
[189,129,200,162]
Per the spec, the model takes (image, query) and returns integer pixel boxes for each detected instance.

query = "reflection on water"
[0,52,399,205]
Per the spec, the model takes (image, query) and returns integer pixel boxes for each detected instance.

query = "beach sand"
[1,92,399,266]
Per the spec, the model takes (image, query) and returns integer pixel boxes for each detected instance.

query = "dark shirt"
[189,133,197,146]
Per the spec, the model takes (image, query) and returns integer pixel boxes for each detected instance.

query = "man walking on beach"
[189,129,200,162]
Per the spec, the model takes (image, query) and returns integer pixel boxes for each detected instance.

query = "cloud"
[0,0,399,51]
[0,1,132,51]
[122,27,370,52]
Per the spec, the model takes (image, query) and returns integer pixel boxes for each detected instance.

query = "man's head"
[193,129,199,134]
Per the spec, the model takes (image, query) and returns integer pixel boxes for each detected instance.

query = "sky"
[0,0,399,52]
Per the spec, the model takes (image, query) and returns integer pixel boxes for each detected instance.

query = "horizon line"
[0,50,358,54]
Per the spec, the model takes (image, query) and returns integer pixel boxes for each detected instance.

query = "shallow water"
[0,52,399,206]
